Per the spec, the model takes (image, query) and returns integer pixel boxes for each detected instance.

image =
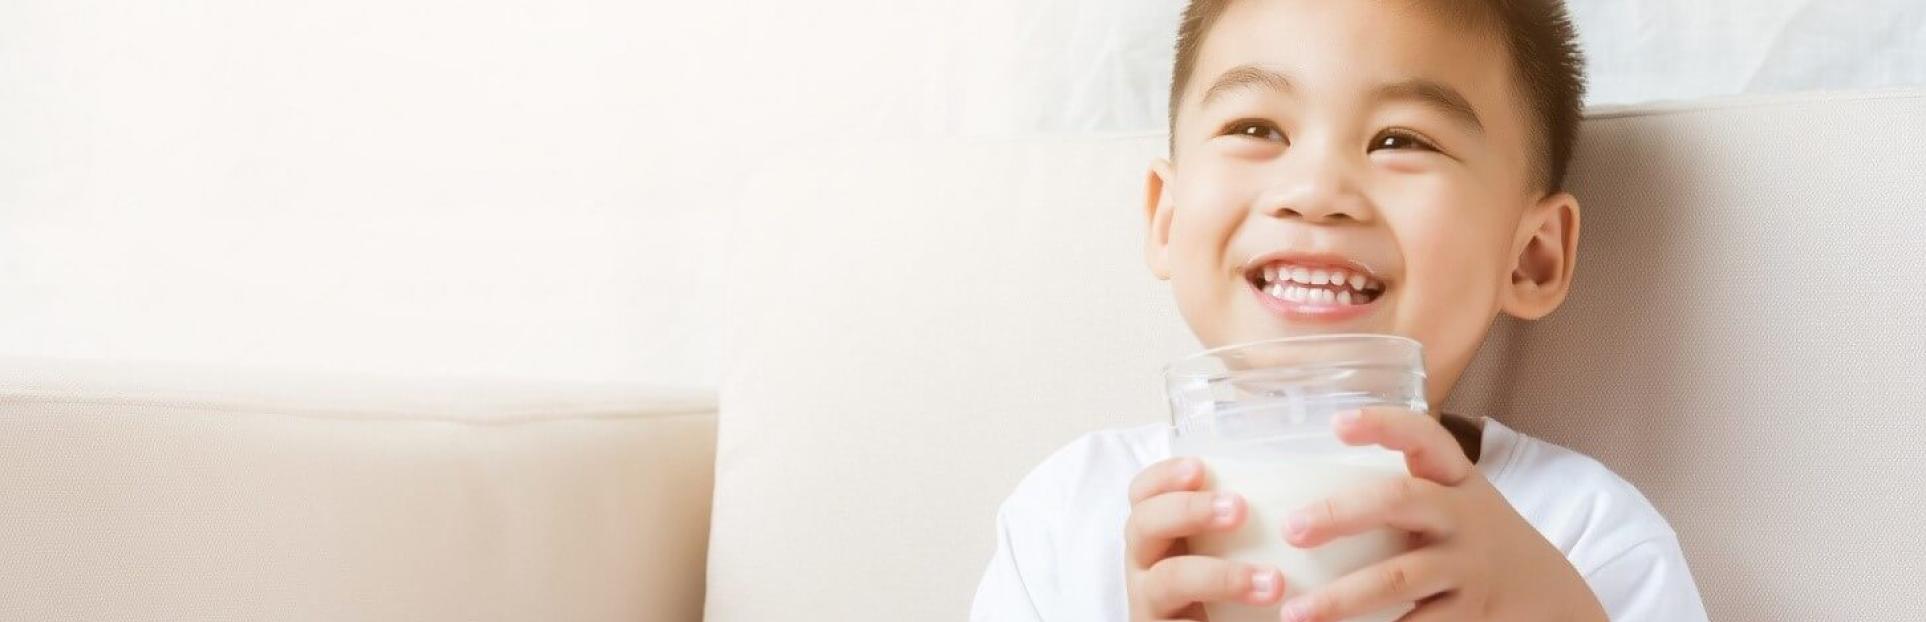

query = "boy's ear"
[1500,191,1581,320]
[1144,159,1177,281]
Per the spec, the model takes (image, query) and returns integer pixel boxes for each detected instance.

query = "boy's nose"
[1256,167,1375,224]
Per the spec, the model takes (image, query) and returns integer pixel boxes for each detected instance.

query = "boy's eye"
[1222,119,1287,144]
[1369,129,1439,153]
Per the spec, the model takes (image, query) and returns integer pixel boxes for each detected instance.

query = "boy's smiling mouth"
[1243,253,1387,323]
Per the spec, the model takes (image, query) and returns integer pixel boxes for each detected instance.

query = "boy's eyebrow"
[1198,68,1486,136]
[1199,64,1296,108]
[1372,79,1485,135]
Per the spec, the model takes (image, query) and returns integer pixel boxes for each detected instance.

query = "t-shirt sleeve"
[970,427,1155,621]
[1581,535,1710,622]
[969,500,1048,622]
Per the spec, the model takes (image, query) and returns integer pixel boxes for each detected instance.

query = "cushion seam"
[0,394,717,426]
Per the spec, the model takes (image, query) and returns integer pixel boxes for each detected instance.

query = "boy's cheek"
[1167,253,1259,344]
[1400,258,1507,358]
[1168,276,1238,348]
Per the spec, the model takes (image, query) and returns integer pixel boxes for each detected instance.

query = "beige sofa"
[4,89,1923,621]
[0,358,716,621]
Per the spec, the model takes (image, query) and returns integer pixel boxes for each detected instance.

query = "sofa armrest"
[0,357,716,621]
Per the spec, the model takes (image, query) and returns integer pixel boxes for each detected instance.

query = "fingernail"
[1334,409,1361,425]
[1177,458,1200,480]
[1213,494,1237,522]
[1285,511,1311,540]
[1280,598,1313,622]
[1250,568,1278,598]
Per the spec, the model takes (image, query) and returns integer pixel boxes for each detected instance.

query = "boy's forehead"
[1187,0,1518,122]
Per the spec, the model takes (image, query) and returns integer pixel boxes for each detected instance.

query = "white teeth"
[1266,282,1285,298]
[1339,290,1354,305]
[1258,262,1384,295]
[1318,288,1336,304]
[1287,286,1308,303]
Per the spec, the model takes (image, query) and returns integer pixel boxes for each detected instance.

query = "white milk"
[1190,453,1415,622]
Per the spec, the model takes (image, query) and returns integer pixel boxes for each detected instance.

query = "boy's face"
[1146,0,1581,402]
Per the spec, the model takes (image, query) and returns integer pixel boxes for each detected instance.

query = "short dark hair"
[1169,0,1587,192]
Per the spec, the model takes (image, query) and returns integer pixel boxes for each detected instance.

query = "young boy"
[972,1,1708,620]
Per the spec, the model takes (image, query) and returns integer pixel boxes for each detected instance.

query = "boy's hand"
[1125,457,1286,621]
[1275,407,1608,622]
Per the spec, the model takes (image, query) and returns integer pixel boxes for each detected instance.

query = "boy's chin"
[1256,324,1377,340]
[1207,322,1390,349]
[1186,293,1398,349]
[1230,305,1399,343]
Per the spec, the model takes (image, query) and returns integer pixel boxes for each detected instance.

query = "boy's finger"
[1382,595,1466,622]
[1126,491,1244,567]
[1332,407,1472,485]
[1139,556,1286,615]
[1277,550,1451,622]
[1129,457,1206,504]
[1283,476,1454,547]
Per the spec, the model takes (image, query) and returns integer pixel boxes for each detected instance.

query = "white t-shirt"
[970,418,1708,621]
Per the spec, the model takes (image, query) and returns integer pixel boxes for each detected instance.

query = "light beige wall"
[6,0,1918,385]
[0,0,757,385]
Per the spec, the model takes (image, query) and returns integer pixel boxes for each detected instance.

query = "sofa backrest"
[1449,89,1926,620]
[709,89,1926,621]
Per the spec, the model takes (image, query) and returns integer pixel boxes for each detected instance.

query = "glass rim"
[1162,333,1425,380]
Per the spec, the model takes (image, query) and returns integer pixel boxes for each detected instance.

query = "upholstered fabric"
[1448,89,1926,621]
[710,89,1925,621]
[711,135,1194,622]
[0,358,716,621]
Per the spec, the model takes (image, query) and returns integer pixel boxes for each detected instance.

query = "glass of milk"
[1165,334,1427,622]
